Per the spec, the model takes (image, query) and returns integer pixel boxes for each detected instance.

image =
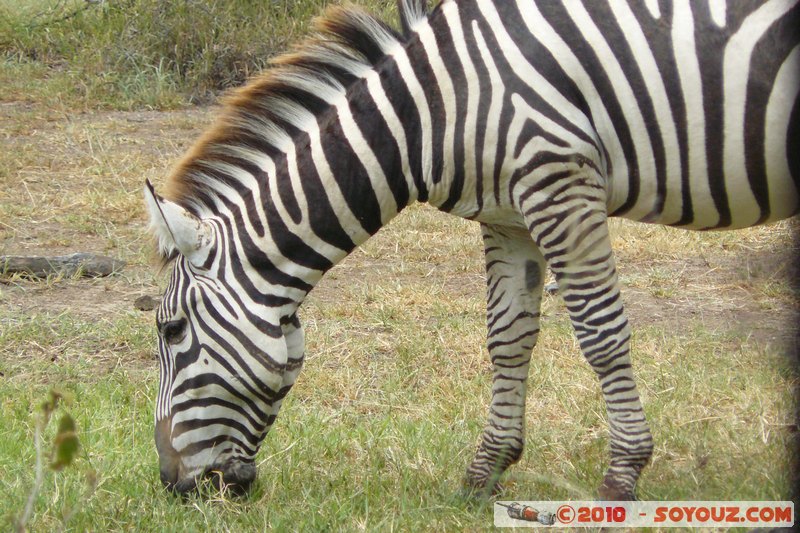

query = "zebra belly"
[469,207,527,228]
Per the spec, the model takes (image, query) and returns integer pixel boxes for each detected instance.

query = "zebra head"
[144,181,298,495]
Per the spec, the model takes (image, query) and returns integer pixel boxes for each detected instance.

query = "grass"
[1,0,798,530]
[0,0,392,110]
[0,306,795,531]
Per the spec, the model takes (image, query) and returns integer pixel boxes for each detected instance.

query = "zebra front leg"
[465,224,545,496]
[524,193,653,500]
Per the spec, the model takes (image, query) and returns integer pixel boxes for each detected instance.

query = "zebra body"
[420,0,799,230]
[145,0,799,497]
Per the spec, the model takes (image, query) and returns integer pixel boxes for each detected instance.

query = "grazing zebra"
[144,0,799,498]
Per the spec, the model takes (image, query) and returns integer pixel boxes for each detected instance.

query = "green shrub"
[0,0,391,109]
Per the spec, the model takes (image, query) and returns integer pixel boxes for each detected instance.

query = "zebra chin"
[163,460,257,497]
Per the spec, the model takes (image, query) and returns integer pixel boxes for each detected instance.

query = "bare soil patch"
[620,247,799,355]
[2,278,147,322]
[1,104,216,323]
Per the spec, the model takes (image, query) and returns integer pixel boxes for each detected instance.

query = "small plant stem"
[17,418,46,533]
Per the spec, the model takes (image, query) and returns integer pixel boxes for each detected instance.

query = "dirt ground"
[1,105,207,317]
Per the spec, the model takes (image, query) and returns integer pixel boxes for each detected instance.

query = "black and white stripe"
[145,0,799,497]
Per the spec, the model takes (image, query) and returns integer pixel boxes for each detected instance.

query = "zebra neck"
[260,36,482,312]
[262,79,427,313]
[253,10,481,315]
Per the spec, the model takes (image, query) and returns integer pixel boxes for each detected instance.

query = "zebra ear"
[144,180,215,266]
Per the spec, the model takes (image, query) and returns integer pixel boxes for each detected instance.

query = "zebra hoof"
[598,479,636,501]
[461,475,503,500]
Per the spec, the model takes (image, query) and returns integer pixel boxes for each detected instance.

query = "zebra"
[144,0,799,498]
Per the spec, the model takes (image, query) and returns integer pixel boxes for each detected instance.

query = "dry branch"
[0,253,125,279]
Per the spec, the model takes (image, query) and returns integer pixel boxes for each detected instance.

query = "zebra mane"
[160,0,430,220]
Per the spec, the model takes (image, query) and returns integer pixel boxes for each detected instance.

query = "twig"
[257,440,298,468]
[17,417,46,532]
[27,0,69,24]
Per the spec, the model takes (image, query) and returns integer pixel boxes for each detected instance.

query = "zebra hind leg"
[464,224,545,497]
[524,195,653,500]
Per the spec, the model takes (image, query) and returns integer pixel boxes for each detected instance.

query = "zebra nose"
[154,417,182,491]
[172,476,199,494]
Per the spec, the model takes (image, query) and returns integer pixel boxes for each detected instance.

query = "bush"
[0,0,390,109]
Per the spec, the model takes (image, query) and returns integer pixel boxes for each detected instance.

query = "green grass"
[1,210,798,531]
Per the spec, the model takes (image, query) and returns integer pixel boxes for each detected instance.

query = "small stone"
[134,295,160,311]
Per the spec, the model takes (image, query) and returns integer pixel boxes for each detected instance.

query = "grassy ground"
[1,1,799,531]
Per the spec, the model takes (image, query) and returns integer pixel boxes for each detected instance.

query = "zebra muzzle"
[176,461,258,496]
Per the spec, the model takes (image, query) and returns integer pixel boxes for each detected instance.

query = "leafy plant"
[15,389,95,533]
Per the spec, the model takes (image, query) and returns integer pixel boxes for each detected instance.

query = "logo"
[494,501,794,528]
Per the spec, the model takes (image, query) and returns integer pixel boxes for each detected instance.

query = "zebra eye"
[160,318,187,345]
